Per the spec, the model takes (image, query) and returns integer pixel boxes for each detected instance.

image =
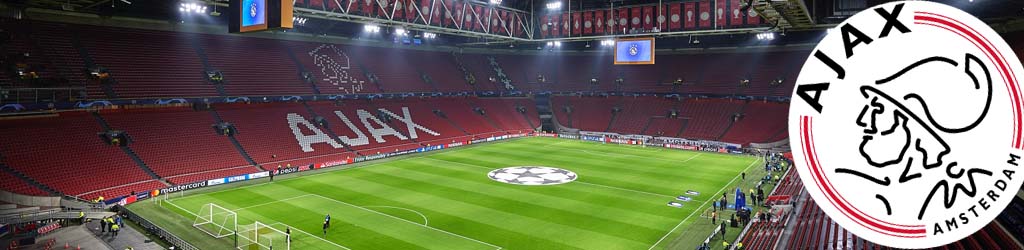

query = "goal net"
[193,203,237,238]
[237,221,290,250]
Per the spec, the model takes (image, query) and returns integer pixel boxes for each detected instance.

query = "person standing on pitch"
[325,214,331,228]
[322,221,329,237]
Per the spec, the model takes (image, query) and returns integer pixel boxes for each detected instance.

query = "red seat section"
[101,107,254,184]
[0,170,49,196]
[720,102,789,145]
[198,35,312,96]
[80,26,215,98]
[0,112,162,199]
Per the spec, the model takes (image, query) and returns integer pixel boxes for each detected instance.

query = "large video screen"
[239,0,267,32]
[614,38,655,65]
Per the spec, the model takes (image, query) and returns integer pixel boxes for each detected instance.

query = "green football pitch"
[129,137,772,250]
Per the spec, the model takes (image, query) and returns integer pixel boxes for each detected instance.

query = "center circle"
[487,166,578,186]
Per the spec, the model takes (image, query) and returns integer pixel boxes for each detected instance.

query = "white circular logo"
[584,21,591,28]
[671,14,679,23]
[629,44,639,56]
[632,17,640,25]
[699,12,709,21]
[619,18,627,26]
[487,167,577,186]
[249,3,257,18]
[789,1,1024,248]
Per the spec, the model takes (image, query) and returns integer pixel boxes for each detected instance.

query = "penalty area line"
[308,194,503,250]
[265,222,353,250]
[646,158,762,250]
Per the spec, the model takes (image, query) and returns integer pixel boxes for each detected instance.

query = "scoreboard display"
[230,0,292,33]
[614,37,655,65]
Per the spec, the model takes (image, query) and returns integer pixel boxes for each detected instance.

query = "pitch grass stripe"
[432,152,710,195]
[286,174,586,250]
[338,167,664,244]
[236,195,432,250]
[174,189,433,250]
[304,173,651,249]
[428,153,728,203]
[372,160,675,231]
[414,158,679,207]
[191,186,465,250]
[448,146,732,181]
[462,142,708,173]
[411,158,678,217]
[307,194,503,250]
[646,158,762,250]
[231,194,315,211]
[423,157,679,200]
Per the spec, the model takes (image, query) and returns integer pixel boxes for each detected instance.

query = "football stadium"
[0,0,1022,249]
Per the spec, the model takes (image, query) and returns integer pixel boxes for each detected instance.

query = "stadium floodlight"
[756,32,775,41]
[600,39,615,46]
[489,0,502,4]
[364,24,381,33]
[179,2,206,14]
[395,28,408,36]
[546,1,562,10]
[293,17,307,25]
[554,41,562,47]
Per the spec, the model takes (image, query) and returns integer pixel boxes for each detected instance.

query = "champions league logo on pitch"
[789,1,1024,248]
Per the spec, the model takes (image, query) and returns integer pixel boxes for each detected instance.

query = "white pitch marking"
[232,194,316,212]
[363,205,430,226]
[646,158,762,250]
[308,194,503,250]
[265,222,353,250]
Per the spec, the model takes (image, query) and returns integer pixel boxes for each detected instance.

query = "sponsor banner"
[664,144,700,150]
[161,181,208,194]
[558,134,578,139]
[274,166,301,175]
[446,142,465,148]
[581,135,604,142]
[135,192,150,200]
[103,196,126,205]
[319,158,353,169]
[417,145,445,153]
[535,133,558,137]
[117,195,138,206]
[207,178,226,186]
[729,150,744,154]
[249,171,270,179]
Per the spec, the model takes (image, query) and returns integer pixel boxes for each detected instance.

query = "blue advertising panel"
[614,38,655,65]
[240,0,267,32]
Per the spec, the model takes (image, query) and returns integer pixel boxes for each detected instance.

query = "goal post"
[237,221,291,250]
[193,203,237,238]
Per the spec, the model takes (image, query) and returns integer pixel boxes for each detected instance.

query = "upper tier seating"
[79,26,215,98]
[198,35,314,96]
[4,20,807,99]
[552,96,785,144]
[0,112,164,200]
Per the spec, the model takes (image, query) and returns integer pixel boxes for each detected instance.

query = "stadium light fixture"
[179,2,206,14]
[395,28,408,36]
[554,41,562,47]
[756,32,775,41]
[489,0,502,5]
[546,1,562,10]
[293,17,307,25]
[545,41,554,47]
[364,24,381,33]
[600,39,615,46]
[423,32,437,39]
